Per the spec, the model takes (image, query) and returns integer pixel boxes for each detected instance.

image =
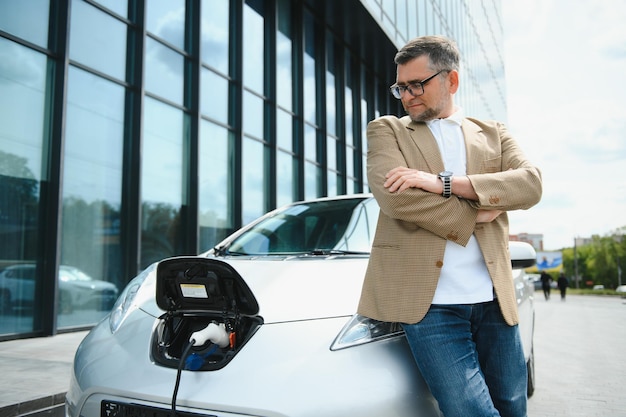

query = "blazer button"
[446,232,459,241]
[489,196,500,204]
[436,260,444,268]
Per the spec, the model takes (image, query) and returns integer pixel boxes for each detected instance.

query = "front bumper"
[67,311,440,417]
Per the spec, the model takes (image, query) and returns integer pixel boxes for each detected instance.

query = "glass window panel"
[346,146,354,179]
[327,136,336,170]
[59,66,124,328]
[242,137,265,225]
[325,35,336,136]
[141,97,184,268]
[0,0,49,47]
[145,37,184,105]
[0,38,46,180]
[145,0,185,49]
[425,2,434,34]
[361,96,368,153]
[276,109,292,152]
[200,0,229,74]
[304,124,316,163]
[243,0,264,94]
[327,170,337,197]
[345,85,353,146]
[276,150,293,208]
[199,120,233,251]
[69,0,127,80]
[418,0,427,36]
[0,39,47,335]
[304,161,318,200]
[407,0,417,36]
[276,0,292,110]
[201,68,229,124]
[362,153,368,190]
[345,52,354,147]
[243,90,264,139]
[396,0,408,38]
[94,0,128,18]
[351,178,359,194]
[303,11,316,124]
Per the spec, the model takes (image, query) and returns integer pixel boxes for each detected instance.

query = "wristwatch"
[438,171,453,198]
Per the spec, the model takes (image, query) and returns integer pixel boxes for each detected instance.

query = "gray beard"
[409,107,440,122]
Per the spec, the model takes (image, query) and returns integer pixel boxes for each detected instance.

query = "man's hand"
[384,167,439,193]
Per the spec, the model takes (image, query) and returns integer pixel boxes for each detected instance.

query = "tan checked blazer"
[357,115,542,325]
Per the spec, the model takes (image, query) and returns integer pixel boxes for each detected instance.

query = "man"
[540,270,552,300]
[557,272,569,300]
[357,36,542,417]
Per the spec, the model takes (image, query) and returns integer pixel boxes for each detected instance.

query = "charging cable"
[171,323,231,416]
[172,341,194,417]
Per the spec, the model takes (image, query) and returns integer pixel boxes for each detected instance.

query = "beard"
[407,106,442,122]
[404,83,452,122]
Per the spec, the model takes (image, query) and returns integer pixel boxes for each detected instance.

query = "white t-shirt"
[426,109,494,304]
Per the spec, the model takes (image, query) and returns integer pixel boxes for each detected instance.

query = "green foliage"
[561,228,626,289]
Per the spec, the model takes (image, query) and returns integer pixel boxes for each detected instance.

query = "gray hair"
[394,35,460,72]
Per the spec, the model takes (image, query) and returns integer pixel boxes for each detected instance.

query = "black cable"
[172,341,195,417]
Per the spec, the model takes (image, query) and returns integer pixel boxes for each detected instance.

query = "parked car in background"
[67,194,537,417]
[0,264,118,313]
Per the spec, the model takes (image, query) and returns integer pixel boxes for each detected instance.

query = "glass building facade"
[0,0,506,340]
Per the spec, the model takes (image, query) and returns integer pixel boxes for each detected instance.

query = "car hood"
[140,256,368,323]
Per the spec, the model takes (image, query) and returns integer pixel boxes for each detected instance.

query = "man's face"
[396,55,456,122]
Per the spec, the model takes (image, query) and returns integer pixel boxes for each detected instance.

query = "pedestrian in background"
[358,35,542,417]
[557,272,569,300]
[540,270,552,300]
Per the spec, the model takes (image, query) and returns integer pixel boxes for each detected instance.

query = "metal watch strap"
[441,176,451,198]
[438,171,453,198]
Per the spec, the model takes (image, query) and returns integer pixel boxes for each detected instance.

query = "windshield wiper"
[213,244,247,256]
[307,249,369,256]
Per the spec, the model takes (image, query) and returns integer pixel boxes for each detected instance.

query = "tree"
[562,229,626,289]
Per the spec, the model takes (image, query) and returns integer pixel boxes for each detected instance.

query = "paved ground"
[0,293,624,416]
[528,293,626,416]
[0,330,87,416]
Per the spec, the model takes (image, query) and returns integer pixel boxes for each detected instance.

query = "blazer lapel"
[462,119,485,175]
[406,120,445,174]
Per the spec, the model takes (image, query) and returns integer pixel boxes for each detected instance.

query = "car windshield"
[221,197,379,256]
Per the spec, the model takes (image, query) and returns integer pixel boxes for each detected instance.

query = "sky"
[501,0,626,250]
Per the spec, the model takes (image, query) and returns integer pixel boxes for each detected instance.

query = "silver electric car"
[67,194,536,417]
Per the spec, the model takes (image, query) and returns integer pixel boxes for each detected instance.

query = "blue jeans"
[402,300,527,417]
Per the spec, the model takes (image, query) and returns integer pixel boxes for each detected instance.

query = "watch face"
[439,170,453,177]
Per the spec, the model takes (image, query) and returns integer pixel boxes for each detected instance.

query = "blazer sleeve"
[366,115,477,247]
[465,120,542,210]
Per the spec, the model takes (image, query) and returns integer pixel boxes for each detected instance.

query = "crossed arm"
[383,166,503,223]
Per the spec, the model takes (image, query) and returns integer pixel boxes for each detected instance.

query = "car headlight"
[109,263,156,333]
[330,314,404,350]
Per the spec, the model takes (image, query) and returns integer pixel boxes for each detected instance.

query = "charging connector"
[189,322,230,348]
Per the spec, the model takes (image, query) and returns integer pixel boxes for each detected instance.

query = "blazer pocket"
[480,156,502,173]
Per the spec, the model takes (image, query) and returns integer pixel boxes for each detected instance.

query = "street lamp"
[574,236,580,289]
[614,231,623,288]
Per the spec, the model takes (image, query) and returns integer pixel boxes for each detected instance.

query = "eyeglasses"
[389,70,444,99]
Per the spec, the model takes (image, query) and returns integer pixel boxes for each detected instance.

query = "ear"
[448,70,459,94]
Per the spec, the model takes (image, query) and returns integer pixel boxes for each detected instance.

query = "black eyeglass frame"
[389,70,445,99]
